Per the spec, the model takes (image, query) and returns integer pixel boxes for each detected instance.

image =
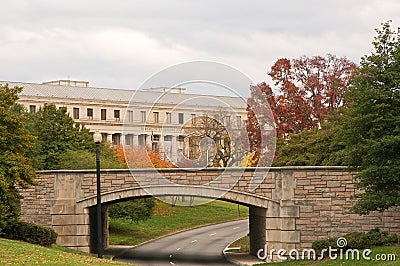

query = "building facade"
[4,80,247,163]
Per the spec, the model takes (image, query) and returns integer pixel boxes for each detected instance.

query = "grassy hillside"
[0,238,125,266]
[109,198,249,246]
[261,245,399,265]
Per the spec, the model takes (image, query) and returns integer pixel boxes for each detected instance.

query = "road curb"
[223,238,265,266]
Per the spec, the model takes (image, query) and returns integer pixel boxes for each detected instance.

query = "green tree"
[0,84,36,230]
[109,198,155,224]
[27,104,126,170]
[27,104,94,170]
[58,145,126,170]
[339,21,400,214]
[272,112,347,167]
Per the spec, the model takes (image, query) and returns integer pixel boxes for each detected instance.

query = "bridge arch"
[77,185,278,209]
[77,185,279,254]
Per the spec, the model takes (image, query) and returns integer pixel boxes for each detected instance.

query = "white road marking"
[169,262,175,265]
[191,239,197,243]
[169,254,173,258]
[176,247,181,251]
[233,227,240,229]
[210,233,216,236]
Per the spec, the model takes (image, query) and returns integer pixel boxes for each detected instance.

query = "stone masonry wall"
[292,167,400,248]
[20,167,400,252]
[20,172,55,227]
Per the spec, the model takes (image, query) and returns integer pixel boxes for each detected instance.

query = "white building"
[3,80,247,163]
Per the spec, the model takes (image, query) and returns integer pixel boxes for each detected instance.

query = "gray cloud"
[0,0,399,96]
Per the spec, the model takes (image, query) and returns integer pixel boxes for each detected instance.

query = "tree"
[184,112,246,167]
[109,198,155,224]
[58,145,127,170]
[26,104,94,170]
[118,146,175,169]
[0,84,36,230]
[269,54,357,136]
[272,114,345,166]
[339,21,400,214]
[245,54,356,166]
[244,83,277,166]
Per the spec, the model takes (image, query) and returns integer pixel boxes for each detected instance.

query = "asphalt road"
[111,219,249,266]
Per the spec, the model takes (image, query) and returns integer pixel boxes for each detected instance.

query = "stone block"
[57,235,90,247]
[266,230,281,242]
[313,205,331,211]
[266,218,281,230]
[266,203,280,218]
[280,206,300,218]
[326,181,342,187]
[281,218,296,230]
[51,202,77,215]
[281,231,300,243]
[53,224,90,235]
[52,214,90,225]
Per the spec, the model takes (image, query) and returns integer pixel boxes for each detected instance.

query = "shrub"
[1,220,57,247]
[312,228,399,257]
[109,198,155,224]
[346,231,370,249]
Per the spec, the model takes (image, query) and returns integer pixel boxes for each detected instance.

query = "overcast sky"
[1,0,399,97]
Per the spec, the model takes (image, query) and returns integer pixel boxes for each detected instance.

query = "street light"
[93,131,103,258]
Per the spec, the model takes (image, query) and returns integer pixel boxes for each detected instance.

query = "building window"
[141,111,146,122]
[166,112,172,123]
[73,108,79,119]
[29,105,36,113]
[224,115,231,127]
[112,134,121,146]
[101,109,107,120]
[114,110,120,121]
[153,135,160,142]
[191,114,196,124]
[87,108,93,120]
[153,112,159,123]
[125,134,132,146]
[127,110,133,122]
[178,113,184,124]
[236,116,242,128]
[164,135,172,141]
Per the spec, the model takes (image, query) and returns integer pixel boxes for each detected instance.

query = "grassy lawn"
[254,246,399,265]
[227,235,250,253]
[0,238,126,266]
[109,197,249,246]
[227,236,399,265]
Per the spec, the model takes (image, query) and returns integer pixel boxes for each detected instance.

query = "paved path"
[111,219,249,266]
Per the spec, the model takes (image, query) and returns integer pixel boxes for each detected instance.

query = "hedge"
[1,220,57,247]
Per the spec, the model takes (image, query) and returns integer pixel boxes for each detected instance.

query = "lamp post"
[93,131,103,258]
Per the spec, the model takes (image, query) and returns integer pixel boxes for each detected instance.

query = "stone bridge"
[20,167,400,256]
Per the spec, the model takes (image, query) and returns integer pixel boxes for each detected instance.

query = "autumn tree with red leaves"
[270,54,357,136]
[245,54,357,166]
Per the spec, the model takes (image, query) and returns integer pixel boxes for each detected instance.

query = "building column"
[145,134,152,150]
[119,133,124,146]
[132,134,139,147]
[171,135,178,162]
[106,134,112,143]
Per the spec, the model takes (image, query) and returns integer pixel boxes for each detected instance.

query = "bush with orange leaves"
[115,145,175,169]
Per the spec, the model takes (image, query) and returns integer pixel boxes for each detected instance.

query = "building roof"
[2,81,247,109]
